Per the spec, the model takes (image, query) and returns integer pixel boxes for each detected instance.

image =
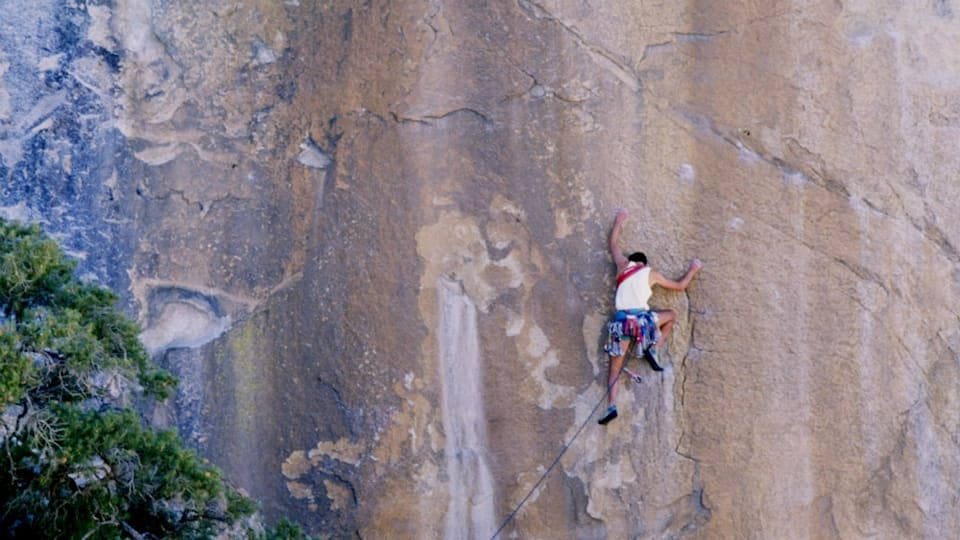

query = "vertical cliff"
[2,0,959,538]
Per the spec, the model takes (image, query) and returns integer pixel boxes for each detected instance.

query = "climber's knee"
[655,309,675,328]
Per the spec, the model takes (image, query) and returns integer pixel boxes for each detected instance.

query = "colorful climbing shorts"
[604,309,660,357]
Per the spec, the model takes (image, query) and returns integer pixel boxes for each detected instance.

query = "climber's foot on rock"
[598,405,618,425]
[646,347,664,371]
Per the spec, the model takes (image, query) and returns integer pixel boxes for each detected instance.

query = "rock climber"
[598,208,703,425]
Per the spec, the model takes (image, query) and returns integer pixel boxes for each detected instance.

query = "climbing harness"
[488,343,643,540]
[604,310,659,359]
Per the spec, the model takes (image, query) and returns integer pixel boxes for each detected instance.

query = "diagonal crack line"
[864,180,960,264]
[746,209,895,302]
[674,30,730,42]
[829,256,890,296]
[499,60,539,102]
[750,213,933,379]
[390,107,491,126]
[915,214,960,264]
[674,107,851,199]
[517,0,639,91]
[673,105,960,267]
[939,329,960,356]
[916,220,959,264]
[859,179,960,266]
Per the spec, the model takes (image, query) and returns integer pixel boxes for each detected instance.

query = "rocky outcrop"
[2,0,960,538]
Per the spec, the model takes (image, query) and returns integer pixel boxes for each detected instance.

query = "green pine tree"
[0,219,313,539]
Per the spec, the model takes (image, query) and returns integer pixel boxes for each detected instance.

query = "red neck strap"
[616,264,644,288]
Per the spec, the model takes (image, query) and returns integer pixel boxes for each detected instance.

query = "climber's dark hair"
[628,252,647,265]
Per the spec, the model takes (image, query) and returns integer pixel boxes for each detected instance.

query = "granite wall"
[2,0,959,538]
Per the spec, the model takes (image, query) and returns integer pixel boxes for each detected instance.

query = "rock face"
[3,0,960,538]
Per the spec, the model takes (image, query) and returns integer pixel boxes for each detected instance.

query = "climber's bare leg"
[606,351,625,407]
[653,310,675,352]
[600,339,634,424]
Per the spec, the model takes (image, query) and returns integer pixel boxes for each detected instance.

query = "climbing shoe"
[645,347,664,372]
[598,405,618,425]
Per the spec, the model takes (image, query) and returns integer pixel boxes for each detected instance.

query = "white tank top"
[615,264,652,311]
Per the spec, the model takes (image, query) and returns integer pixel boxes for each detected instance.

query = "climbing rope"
[488,344,640,540]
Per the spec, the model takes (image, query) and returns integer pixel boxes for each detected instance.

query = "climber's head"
[628,252,647,266]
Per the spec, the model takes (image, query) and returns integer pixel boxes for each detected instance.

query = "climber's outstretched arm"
[650,259,703,291]
[609,209,629,273]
